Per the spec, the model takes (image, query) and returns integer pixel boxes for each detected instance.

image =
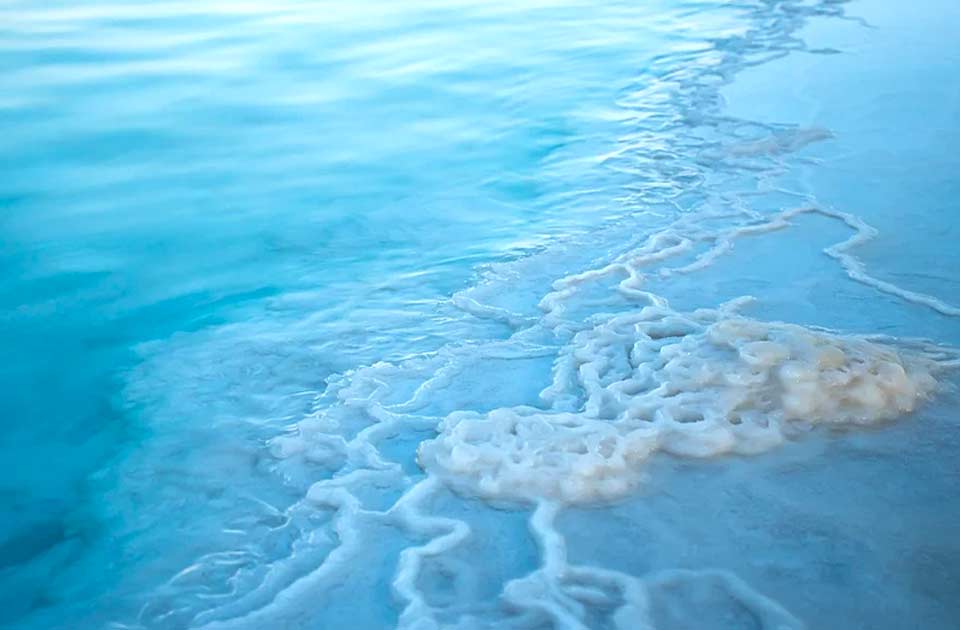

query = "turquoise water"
[1,0,958,628]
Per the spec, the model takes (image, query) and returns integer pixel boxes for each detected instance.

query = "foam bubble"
[418,304,940,504]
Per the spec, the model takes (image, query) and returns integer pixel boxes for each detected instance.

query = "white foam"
[488,502,804,630]
[537,205,960,329]
[419,301,941,504]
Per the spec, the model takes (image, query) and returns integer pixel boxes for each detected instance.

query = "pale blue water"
[1,1,958,629]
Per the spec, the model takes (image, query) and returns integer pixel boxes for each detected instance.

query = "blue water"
[1,0,958,628]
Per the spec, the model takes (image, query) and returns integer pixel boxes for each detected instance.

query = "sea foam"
[419,300,939,504]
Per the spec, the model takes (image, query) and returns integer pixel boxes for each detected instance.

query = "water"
[1,0,958,628]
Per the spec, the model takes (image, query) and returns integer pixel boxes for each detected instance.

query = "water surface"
[1,0,958,628]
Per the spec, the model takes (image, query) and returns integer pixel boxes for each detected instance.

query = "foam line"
[194,488,370,629]
[451,292,537,330]
[819,208,960,317]
[540,204,960,333]
[390,477,472,630]
[500,502,592,630]
[503,503,801,629]
[648,569,805,630]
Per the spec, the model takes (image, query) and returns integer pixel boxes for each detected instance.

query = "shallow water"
[1,0,958,628]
